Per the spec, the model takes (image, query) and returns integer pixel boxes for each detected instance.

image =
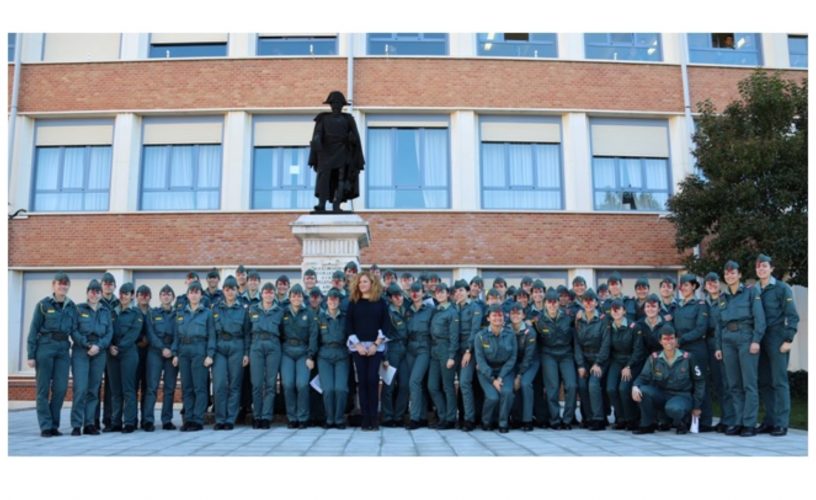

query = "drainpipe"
[8,33,23,187]
[679,34,702,261]
[347,34,354,111]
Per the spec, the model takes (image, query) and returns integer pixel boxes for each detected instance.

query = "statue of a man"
[308,91,365,213]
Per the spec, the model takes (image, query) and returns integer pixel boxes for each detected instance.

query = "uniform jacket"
[634,349,706,409]
[474,326,518,380]
[74,303,113,350]
[27,296,78,359]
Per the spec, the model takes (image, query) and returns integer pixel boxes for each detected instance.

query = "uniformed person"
[452,279,483,431]
[235,264,248,295]
[601,272,636,323]
[658,276,678,322]
[308,287,324,315]
[632,277,651,321]
[405,282,434,430]
[674,274,713,431]
[427,282,460,429]
[239,269,263,306]
[175,272,211,311]
[27,271,77,437]
[70,279,113,436]
[279,284,318,428]
[556,285,571,310]
[632,324,705,434]
[597,283,609,303]
[574,289,610,430]
[97,272,119,430]
[399,272,415,296]
[754,254,799,436]
[491,277,509,308]
[330,270,351,313]
[171,281,216,431]
[568,276,588,318]
[382,284,410,427]
[526,279,551,428]
[714,260,766,436]
[274,274,291,308]
[204,268,224,305]
[212,276,250,430]
[520,276,534,297]
[635,294,668,354]
[302,268,319,297]
[534,289,577,429]
[474,304,517,433]
[107,283,148,433]
[469,276,486,309]
[248,283,283,429]
[144,284,179,430]
[344,261,358,287]
[134,284,153,429]
[237,269,261,423]
[317,288,350,428]
[605,298,645,431]
[509,303,538,431]
[382,269,397,290]
[514,287,531,316]
[703,272,735,432]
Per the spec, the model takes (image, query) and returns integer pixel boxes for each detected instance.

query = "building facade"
[7,32,808,391]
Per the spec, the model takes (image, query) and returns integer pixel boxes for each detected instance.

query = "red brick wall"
[9,212,684,268]
[9,376,182,402]
[688,66,806,112]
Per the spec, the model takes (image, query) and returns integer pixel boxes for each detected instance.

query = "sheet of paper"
[379,364,397,385]
[310,375,322,394]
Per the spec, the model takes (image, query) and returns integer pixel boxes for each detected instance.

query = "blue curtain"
[421,129,448,208]
[367,129,395,208]
[34,146,111,211]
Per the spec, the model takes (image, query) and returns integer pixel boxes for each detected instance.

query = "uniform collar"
[436,302,451,311]
[185,303,204,314]
[760,276,777,289]
[659,348,684,366]
[724,283,746,296]
[612,317,629,329]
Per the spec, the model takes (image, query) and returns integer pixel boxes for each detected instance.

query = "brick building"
[7,32,808,396]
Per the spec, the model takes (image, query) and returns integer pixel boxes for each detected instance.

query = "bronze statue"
[308,91,365,213]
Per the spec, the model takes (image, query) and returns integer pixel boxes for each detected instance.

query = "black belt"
[86,334,99,342]
[254,333,276,340]
[219,333,242,341]
[726,321,752,332]
[45,332,69,341]
[179,336,205,344]
[286,339,304,346]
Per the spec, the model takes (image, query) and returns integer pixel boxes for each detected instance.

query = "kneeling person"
[632,324,705,434]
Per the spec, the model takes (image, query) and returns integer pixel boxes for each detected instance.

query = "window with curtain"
[140,144,222,210]
[788,35,807,68]
[592,157,670,211]
[32,146,112,212]
[257,35,337,56]
[584,33,662,62]
[476,33,557,58]
[149,40,227,58]
[367,33,448,55]
[481,142,563,209]
[252,146,315,209]
[367,127,450,209]
[687,33,763,66]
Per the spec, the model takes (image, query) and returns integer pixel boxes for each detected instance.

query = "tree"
[666,71,807,285]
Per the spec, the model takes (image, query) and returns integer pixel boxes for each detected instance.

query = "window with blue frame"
[687,33,762,66]
[257,35,337,56]
[252,147,315,209]
[584,33,662,62]
[591,119,671,211]
[367,127,450,209]
[32,146,112,211]
[788,35,807,68]
[140,144,222,210]
[476,33,557,58]
[149,34,228,58]
[367,33,448,55]
[481,142,563,209]
[8,33,16,61]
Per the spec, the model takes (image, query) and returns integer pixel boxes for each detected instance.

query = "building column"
[120,33,149,60]
[454,267,479,283]
[668,115,692,194]
[562,112,592,211]
[222,111,252,211]
[229,33,254,58]
[761,33,790,69]
[20,33,44,62]
[557,33,584,60]
[110,113,142,211]
[9,115,35,212]
[451,111,478,210]
[8,270,25,373]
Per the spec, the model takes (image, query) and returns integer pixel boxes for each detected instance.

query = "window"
[481,270,570,290]
[32,120,114,212]
[480,116,563,210]
[252,116,315,209]
[257,34,337,56]
[687,33,763,66]
[476,33,557,58]
[140,117,223,210]
[367,33,448,55]
[788,35,807,68]
[149,33,227,58]
[8,33,16,61]
[584,33,662,61]
[590,119,671,211]
[42,34,121,62]
[595,270,679,297]
[367,116,450,209]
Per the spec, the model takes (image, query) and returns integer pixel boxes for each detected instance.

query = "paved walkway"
[8,406,807,456]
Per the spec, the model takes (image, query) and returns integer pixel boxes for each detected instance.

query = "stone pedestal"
[290,214,370,293]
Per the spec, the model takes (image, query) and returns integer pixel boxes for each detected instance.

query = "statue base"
[290,214,370,293]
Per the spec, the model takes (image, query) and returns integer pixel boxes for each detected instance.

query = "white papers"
[379,364,397,386]
[310,375,322,394]
[690,415,699,433]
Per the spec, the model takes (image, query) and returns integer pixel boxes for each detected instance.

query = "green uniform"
[280,305,318,425]
[109,305,147,429]
[605,318,644,426]
[405,302,433,423]
[757,277,799,429]
[71,303,112,430]
[316,308,350,426]
[248,304,283,423]
[172,304,216,426]
[212,300,250,425]
[673,297,711,425]
[98,295,120,428]
[510,322,539,425]
[574,313,610,424]
[144,305,178,426]
[27,295,78,433]
[601,295,637,323]
[634,349,705,428]
[715,284,766,429]
[534,309,577,427]
[427,302,460,425]
[474,326,517,428]
[382,304,409,424]
[633,316,669,355]
[456,300,483,424]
